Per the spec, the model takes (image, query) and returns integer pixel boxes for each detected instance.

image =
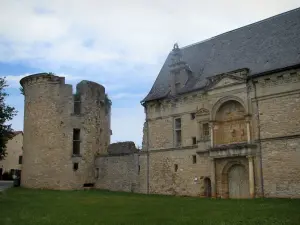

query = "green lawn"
[0,188,300,225]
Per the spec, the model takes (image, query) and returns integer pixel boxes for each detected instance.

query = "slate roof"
[142,7,300,102]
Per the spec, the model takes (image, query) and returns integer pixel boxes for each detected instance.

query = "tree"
[0,77,17,160]
[104,94,112,115]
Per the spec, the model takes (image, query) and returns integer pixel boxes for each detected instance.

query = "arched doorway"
[204,177,212,197]
[228,164,249,198]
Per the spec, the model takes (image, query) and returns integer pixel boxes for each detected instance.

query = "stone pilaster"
[210,158,216,198]
[247,155,255,198]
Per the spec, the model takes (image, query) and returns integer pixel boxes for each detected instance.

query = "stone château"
[19,8,300,198]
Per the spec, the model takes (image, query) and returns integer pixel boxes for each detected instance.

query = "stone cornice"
[250,89,300,102]
[140,145,198,154]
[253,70,300,88]
[209,143,257,151]
[257,134,300,142]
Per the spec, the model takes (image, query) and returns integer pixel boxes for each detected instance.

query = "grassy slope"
[0,188,299,225]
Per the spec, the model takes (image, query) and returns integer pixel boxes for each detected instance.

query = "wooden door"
[204,177,212,197]
[228,165,249,198]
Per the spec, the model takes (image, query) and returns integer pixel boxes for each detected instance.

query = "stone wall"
[95,142,141,192]
[95,154,139,192]
[261,138,300,198]
[20,73,110,190]
[148,148,210,196]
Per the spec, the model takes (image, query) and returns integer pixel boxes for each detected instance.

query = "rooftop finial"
[171,42,182,64]
[173,43,179,50]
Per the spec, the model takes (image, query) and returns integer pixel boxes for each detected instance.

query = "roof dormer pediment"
[207,69,248,90]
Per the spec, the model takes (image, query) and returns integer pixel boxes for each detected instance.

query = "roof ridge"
[181,7,300,50]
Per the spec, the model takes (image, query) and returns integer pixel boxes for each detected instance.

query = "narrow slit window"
[18,156,22,164]
[174,164,178,172]
[73,163,79,171]
[192,137,197,145]
[95,168,99,179]
[192,155,197,164]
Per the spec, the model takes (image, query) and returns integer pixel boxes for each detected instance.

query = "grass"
[0,188,300,225]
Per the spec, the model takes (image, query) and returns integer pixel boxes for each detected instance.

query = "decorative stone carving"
[196,108,209,116]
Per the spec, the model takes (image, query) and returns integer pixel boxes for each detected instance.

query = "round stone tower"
[20,73,111,189]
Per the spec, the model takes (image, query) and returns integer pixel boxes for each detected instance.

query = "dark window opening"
[73,129,80,155]
[192,137,197,145]
[138,165,140,174]
[73,163,79,171]
[74,94,81,115]
[192,155,197,164]
[83,183,94,187]
[191,113,196,120]
[95,168,99,179]
[18,156,22,164]
[174,164,178,172]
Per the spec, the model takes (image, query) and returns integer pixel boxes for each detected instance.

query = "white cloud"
[1,0,299,144]
[1,0,299,70]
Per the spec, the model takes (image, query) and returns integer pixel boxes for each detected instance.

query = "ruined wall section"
[20,73,110,190]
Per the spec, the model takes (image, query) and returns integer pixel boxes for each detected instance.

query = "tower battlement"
[20,73,65,87]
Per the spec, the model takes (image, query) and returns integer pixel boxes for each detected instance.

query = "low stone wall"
[95,142,142,193]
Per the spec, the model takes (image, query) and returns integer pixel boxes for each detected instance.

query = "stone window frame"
[72,128,81,155]
[173,117,182,147]
[197,120,210,142]
[73,94,81,115]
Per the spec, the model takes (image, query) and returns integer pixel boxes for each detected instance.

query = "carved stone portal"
[214,100,247,145]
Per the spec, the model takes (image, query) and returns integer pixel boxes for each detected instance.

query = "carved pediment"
[207,69,248,90]
[196,108,209,116]
[214,77,241,88]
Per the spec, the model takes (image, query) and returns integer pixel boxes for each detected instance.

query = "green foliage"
[104,94,112,115]
[0,189,300,225]
[2,171,13,180]
[20,86,24,95]
[0,77,17,160]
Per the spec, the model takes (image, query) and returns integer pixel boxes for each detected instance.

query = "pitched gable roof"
[142,7,300,102]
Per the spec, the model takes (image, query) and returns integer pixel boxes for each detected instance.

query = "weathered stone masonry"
[20,73,110,190]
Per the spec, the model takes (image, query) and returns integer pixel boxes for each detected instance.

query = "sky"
[1,0,299,146]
